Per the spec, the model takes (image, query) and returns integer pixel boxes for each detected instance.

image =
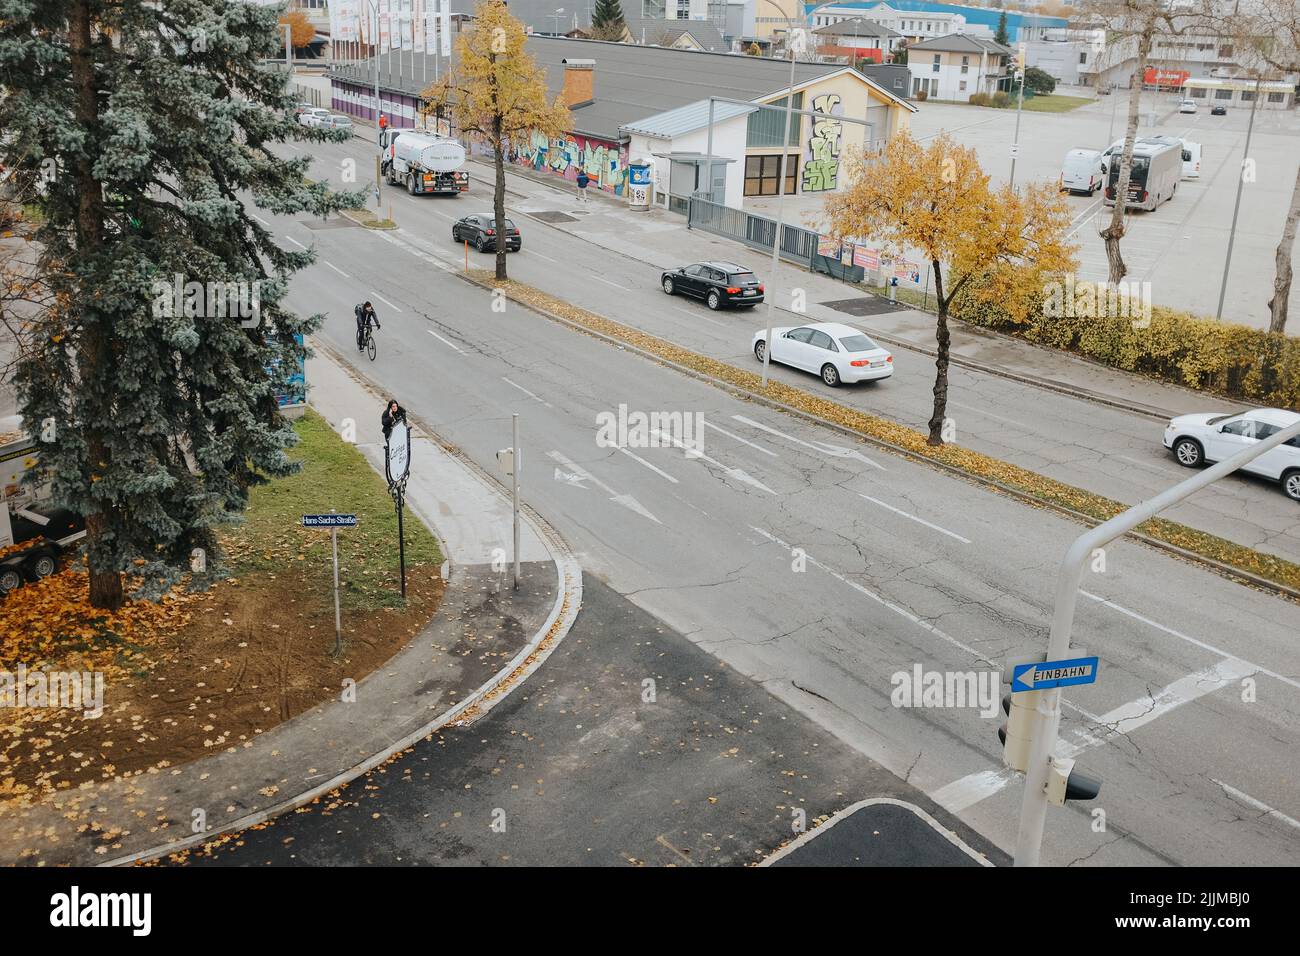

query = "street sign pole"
[385,418,412,601]
[396,485,407,599]
[512,412,520,590]
[330,509,342,657]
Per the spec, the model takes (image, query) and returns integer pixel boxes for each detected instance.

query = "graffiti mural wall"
[509,131,629,195]
[802,93,843,193]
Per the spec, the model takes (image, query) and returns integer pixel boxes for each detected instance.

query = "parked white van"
[1060,148,1105,194]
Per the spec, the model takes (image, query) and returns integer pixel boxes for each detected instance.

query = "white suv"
[1164,407,1300,501]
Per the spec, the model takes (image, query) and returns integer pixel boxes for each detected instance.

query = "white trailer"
[0,430,85,594]
[379,129,469,196]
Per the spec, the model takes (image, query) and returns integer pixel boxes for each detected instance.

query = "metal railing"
[687,197,817,267]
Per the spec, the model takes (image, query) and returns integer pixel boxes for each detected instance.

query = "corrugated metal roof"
[620,100,758,139]
[807,2,1068,32]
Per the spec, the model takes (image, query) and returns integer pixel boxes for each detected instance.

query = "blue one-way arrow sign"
[302,513,357,528]
[1012,656,1099,693]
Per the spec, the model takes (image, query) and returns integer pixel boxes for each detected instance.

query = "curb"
[100,344,583,867]
[450,269,1300,604]
[758,797,995,867]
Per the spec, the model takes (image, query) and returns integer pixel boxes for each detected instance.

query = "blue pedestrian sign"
[1012,656,1099,693]
[302,513,357,528]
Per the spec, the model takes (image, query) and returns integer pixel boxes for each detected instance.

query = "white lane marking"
[1211,779,1300,833]
[750,527,991,663]
[932,658,1259,813]
[858,494,972,544]
[651,428,776,495]
[703,420,778,457]
[324,260,350,278]
[370,292,403,313]
[547,450,661,523]
[593,275,632,292]
[1080,590,1300,693]
[426,328,465,354]
[284,235,308,249]
[251,214,271,227]
[732,414,884,470]
[501,377,551,407]
[948,401,1034,432]
[1115,454,1176,475]
[617,446,679,484]
[527,250,559,264]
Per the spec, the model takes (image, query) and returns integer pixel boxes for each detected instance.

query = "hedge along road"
[293,134,1300,571]
[250,192,1300,868]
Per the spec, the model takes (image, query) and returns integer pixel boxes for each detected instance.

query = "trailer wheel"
[0,566,22,594]
[27,552,57,580]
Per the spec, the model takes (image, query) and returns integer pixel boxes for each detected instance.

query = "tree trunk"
[927,260,950,447]
[1100,25,1154,286]
[1267,161,1300,335]
[70,0,123,610]
[493,119,507,282]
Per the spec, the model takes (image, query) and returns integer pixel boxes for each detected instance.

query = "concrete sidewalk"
[458,148,1220,420]
[0,344,580,867]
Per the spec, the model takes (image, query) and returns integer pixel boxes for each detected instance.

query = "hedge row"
[951,283,1300,409]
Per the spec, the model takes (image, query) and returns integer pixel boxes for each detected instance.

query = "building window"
[642,0,665,17]
[744,154,799,197]
[932,53,941,72]
[1268,92,1285,102]
[959,80,967,91]
[1240,89,1255,101]
[1214,89,1232,99]
[961,55,968,73]
[1190,87,1207,97]
[1218,45,1233,57]
[1079,51,1087,64]
[746,93,804,147]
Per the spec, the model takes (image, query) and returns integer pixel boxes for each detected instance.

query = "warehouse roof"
[619,99,758,138]
[330,36,914,141]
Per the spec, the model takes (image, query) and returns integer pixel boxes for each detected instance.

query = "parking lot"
[756,88,1300,331]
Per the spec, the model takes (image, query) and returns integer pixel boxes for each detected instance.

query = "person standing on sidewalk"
[378,112,388,133]
[575,169,590,202]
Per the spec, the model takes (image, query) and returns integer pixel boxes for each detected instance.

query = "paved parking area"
[751,90,1300,330]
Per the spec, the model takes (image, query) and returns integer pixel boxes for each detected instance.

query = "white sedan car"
[1164,407,1300,501]
[298,108,331,128]
[752,321,893,387]
[1178,99,1197,114]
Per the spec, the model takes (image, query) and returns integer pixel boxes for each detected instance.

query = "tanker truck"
[380,128,469,196]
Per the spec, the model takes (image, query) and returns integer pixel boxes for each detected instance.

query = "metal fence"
[687,197,818,268]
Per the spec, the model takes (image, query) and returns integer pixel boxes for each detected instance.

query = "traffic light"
[999,691,1036,773]
[1047,757,1102,805]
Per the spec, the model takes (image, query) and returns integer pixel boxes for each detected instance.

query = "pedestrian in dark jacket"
[382,399,406,441]
[575,169,590,202]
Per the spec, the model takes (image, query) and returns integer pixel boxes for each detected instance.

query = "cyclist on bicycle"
[355,301,380,352]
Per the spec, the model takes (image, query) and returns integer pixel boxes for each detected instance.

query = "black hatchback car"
[452,214,522,252]
[661,261,764,310]
[1211,104,1227,115]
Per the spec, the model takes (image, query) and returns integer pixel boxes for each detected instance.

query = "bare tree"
[1081,0,1192,284]
[1202,0,1300,333]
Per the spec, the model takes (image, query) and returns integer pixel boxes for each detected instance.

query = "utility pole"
[1009,40,1026,189]
[512,413,521,589]
[1215,75,1262,321]
[763,28,799,388]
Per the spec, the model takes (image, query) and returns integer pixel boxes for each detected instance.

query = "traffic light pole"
[1014,417,1300,866]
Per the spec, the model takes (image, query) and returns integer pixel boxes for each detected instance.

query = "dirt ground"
[0,564,444,804]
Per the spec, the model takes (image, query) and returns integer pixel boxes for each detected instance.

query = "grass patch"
[469,269,1300,597]
[1020,94,1093,113]
[224,409,441,611]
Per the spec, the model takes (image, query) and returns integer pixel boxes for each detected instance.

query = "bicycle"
[361,325,377,361]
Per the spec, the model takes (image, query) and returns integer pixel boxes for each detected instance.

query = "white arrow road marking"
[858,494,971,544]
[650,428,775,495]
[547,450,661,523]
[732,414,884,470]
[426,328,465,354]
[932,657,1260,814]
[703,420,779,457]
[553,467,589,488]
[617,446,679,483]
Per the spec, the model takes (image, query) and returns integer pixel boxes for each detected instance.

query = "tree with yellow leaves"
[279,10,315,50]
[826,132,1075,446]
[422,1,569,280]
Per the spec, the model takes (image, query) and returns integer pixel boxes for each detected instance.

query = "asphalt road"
[241,180,1300,868]
[284,132,1300,572]
[179,576,1002,867]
